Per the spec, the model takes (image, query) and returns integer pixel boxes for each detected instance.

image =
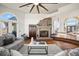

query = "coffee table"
[27,41,48,55]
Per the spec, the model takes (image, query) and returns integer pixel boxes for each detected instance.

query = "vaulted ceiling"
[0,3,69,14]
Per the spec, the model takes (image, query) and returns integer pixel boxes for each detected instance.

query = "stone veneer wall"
[36,17,52,38]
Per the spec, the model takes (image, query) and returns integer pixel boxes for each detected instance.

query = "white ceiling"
[0,3,69,14]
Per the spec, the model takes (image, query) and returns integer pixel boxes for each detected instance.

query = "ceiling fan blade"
[19,3,33,8]
[37,5,40,13]
[41,3,58,4]
[29,5,35,13]
[39,3,48,11]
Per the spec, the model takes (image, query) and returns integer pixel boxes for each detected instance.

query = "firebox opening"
[40,31,49,37]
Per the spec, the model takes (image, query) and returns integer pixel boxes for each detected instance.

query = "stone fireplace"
[36,17,52,38]
[37,26,51,38]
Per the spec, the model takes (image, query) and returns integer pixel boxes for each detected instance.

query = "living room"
[0,3,79,56]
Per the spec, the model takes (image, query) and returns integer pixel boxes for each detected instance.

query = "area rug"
[19,44,63,56]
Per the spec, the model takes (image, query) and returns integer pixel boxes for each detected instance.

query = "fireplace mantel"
[37,26,51,29]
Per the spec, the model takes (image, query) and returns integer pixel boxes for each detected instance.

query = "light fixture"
[19,3,49,13]
[34,2,39,5]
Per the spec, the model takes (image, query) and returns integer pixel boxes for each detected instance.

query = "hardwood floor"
[55,41,79,49]
[24,39,55,44]
[24,39,31,44]
[24,38,79,49]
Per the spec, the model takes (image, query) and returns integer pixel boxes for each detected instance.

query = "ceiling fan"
[19,3,58,13]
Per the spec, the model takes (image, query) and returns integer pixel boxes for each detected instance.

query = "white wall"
[0,5,53,37]
[0,6,25,37]
[1,4,79,37]
[25,3,79,35]
[25,14,51,36]
[56,4,79,33]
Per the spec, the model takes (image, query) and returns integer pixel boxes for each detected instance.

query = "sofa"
[55,48,79,56]
[0,33,24,51]
[0,47,22,56]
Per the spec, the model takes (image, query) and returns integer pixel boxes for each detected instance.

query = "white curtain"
[54,20,60,32]
[0,22,6,29]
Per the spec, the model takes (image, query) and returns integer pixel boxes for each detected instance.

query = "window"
[65,18,79,33]
[0,21,6,29]
[0,21,8,35]
[0,12,17,20]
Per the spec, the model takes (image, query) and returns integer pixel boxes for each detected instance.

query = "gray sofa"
[3,38,24,51]
[0,33,24,51]
[55,48,79,56]
[0,47,22,56]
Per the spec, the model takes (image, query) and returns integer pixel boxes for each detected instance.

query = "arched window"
[65,18,78,26]
[0,12,17,35]
[0,12,17,20]
[65,18,79,33]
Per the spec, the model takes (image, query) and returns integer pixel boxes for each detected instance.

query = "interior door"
[29,24,37,39]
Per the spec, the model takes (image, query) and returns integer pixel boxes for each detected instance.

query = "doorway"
[29,24,37,39]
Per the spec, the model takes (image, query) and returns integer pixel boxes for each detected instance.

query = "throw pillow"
[3,33,16,45]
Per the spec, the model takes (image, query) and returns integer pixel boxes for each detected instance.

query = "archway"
[0,12,17,36]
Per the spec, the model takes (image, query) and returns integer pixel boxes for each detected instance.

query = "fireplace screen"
[40,31,48,37]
